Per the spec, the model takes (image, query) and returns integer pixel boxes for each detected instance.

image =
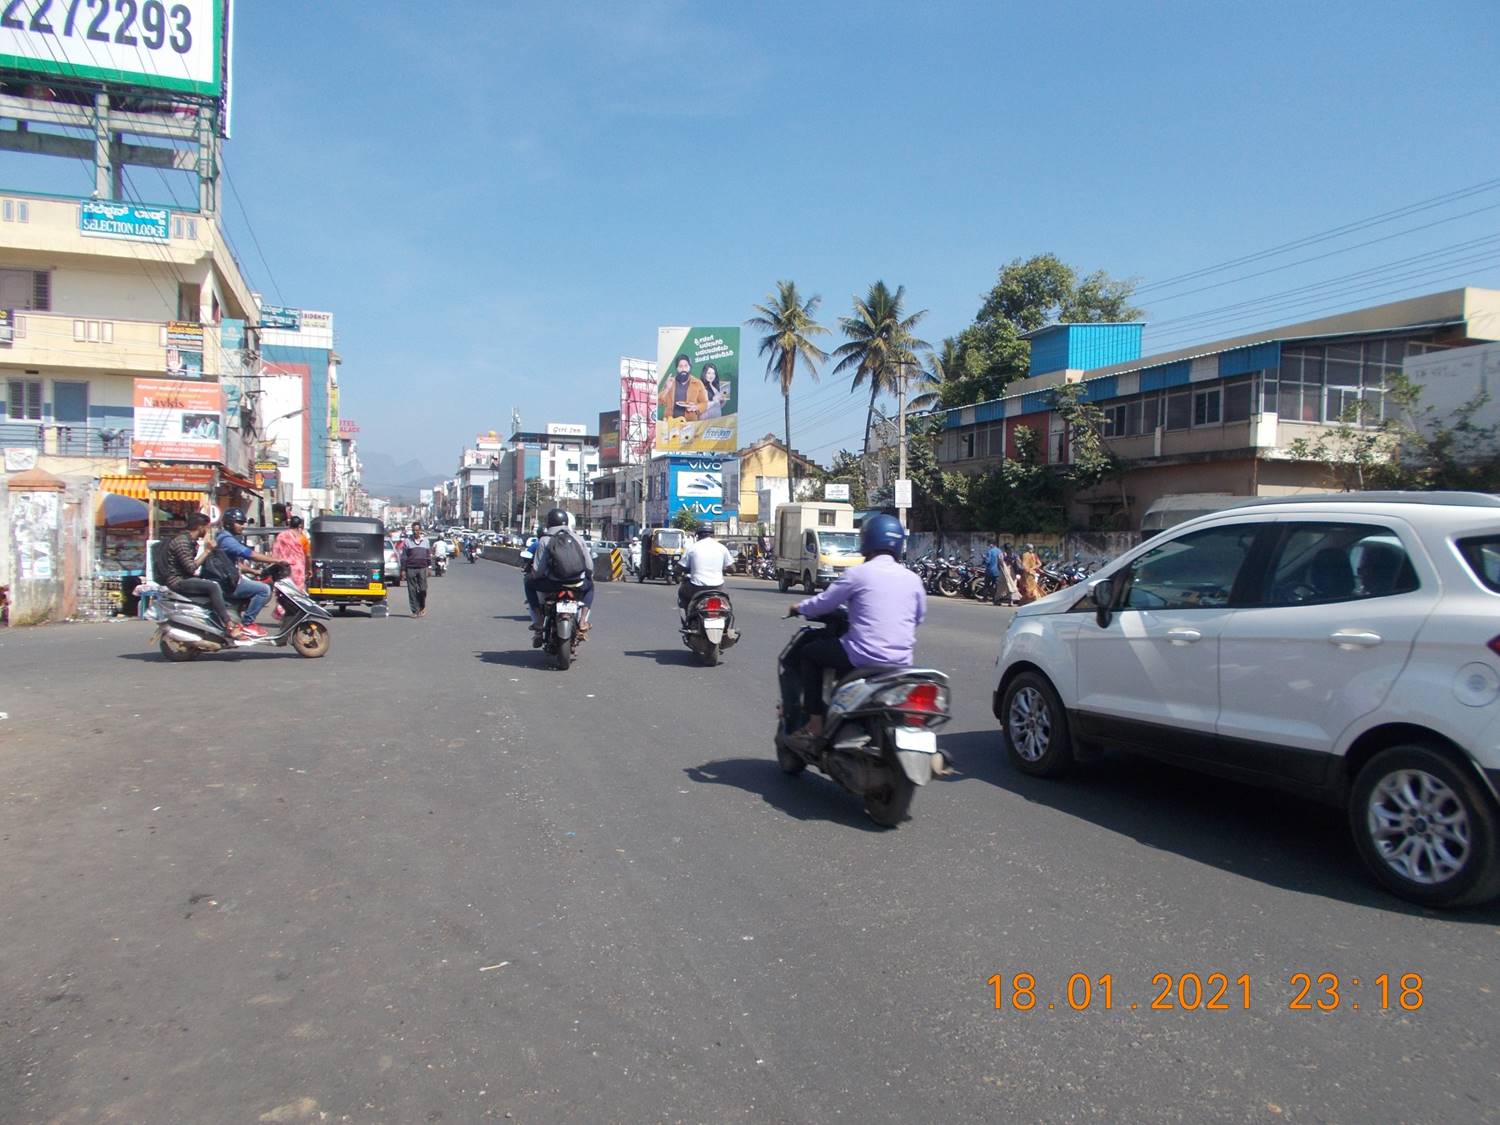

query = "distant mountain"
[360,451,445,502]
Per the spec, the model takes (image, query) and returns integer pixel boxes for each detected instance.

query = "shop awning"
[98,474,210,503]
[219,467,260,493]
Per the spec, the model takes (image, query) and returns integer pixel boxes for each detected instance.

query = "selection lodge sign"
[655,326,739,455]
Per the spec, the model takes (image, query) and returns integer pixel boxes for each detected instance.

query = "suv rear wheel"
[1349,744,1500,908]
[1001,671,1074,778]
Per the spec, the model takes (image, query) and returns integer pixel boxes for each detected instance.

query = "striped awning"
[98,474,208,502]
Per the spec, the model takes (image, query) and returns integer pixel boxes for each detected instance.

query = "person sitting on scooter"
[216,507,279,637]
[524,508,595,646]
[677,523,734,611]
[157,512,243,639]
[784,513,925,748]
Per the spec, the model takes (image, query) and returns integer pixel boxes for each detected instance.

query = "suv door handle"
[1329,629,1382,649]
[1165,627,1202,645]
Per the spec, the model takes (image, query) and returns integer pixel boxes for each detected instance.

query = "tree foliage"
[940,253,1143,410]
[747,280,830,494]
[831,281,930,467]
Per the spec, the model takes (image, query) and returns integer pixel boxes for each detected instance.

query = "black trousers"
[167,577,232,628]
[799,632,853,719]
[406,567,428,613]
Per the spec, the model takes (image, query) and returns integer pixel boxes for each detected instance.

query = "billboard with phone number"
[0,0,228,98]
[656,326,738,455]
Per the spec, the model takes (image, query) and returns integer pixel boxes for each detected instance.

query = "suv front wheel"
[1349,744,1500,908]
[1001,671,1074,778]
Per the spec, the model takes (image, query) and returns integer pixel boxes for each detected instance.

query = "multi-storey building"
[929,288,1500,530]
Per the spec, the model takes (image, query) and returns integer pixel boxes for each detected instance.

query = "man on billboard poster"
[660,353,707,420]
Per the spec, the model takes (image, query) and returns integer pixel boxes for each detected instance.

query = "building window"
[1166,389,1191,430]
[7,378,42,420]
[1103,403,1127,437]
[1223,379,1253,423]
[0,268,50,311]
[1193,388,1221,426]
[962,432,975,458]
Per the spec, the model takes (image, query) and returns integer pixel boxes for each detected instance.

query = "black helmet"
[695,522,714,539]
[544,507,569,529]
[859,513,905,558]
[222,507,246,526]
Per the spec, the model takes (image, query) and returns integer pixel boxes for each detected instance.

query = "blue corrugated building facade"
[927,288,1500,528]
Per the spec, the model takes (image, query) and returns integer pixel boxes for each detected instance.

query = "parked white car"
[995,492,1500,907]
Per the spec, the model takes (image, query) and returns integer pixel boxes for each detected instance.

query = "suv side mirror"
[1090,576,1116,628]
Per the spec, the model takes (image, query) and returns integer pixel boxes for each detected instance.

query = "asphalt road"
[2,560,1497,1123]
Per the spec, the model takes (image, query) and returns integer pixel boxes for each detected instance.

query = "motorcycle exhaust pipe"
[166,626,222,650]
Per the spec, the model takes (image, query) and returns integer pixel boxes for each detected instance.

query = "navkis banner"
[656,326,739,454]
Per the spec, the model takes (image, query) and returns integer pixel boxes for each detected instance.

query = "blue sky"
[7,0,1500,476]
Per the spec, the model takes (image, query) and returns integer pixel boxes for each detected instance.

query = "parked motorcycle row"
[904,552,1098,600]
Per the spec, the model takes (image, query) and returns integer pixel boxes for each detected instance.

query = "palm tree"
[747,280,830,498]
[910,337,955,413]
[831,281,930,471]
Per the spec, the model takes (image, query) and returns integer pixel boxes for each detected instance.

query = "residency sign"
[0,0,228,98]
[656,326,739,455]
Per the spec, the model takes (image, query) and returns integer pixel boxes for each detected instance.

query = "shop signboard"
[142,466,216,492]
[165,320,204,378]
[80,201,170,243]
[656,326,739,455]
[338,419,360,435]
[824,483,851,501]
[620,356,657,464]
[546,422,587,437]
[0,0,229,99]
[254,460,279,493]
[667,455,736,521]
[258,305,302,331]
[132,378,225,462]
[0,308,13,347]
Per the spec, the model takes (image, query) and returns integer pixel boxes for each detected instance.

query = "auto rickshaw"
[309,515,389,614]
[636,526,688,582]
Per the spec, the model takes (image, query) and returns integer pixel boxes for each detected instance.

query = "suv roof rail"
[1227,491,1500,510]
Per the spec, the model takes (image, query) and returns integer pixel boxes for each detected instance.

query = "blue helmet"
[860,513,906,558]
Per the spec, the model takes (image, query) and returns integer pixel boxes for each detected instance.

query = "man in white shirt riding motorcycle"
[677,523,735,611]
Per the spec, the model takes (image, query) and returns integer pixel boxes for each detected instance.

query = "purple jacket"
[796,554,927,667]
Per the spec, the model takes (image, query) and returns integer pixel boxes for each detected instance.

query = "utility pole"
[897,361,910,530]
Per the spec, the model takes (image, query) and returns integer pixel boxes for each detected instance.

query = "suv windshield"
[821,531,861,556]
[1457,535,1500,593]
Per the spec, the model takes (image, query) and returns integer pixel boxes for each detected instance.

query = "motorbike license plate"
[893,728,937,753]
[555,602,579,615]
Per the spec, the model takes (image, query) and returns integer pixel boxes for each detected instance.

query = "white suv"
[995,492,1500,908]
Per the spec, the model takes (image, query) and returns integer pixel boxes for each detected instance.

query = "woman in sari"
[271,516,309,616]
[1018,542,1043,604]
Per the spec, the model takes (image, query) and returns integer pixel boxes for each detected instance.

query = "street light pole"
[897,362,909,531]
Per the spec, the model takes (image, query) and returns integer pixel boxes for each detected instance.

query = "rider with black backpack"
[524,508,594,646]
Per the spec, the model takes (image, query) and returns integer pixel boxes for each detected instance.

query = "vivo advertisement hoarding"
[667,455,735,521]
[0,0,229,99]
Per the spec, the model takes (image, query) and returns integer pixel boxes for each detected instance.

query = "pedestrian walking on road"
[402,522,433,617]
[1018,542,1043,604]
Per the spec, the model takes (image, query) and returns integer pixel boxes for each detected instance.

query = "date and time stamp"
[987,972,1426,1013]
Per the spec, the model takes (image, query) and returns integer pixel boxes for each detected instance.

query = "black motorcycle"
[152,564,333,662]
[680,586,739,666]
[774,612,951,826]
[540,586,586,670]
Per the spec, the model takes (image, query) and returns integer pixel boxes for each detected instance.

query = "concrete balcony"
[0,420,133,461]
[5,312,225,378]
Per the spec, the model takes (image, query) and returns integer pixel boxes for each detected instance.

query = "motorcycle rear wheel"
[554,641,572,670]
[159,636,198,662]
[936,574,960,598]
[775,735,806,776]
[864,769,916,827]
